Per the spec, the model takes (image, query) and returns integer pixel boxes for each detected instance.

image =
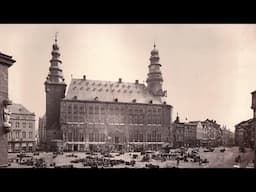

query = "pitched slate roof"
[8,103,35,115]
[187,121,201,126]
[235,119,254,128]
[64,78,163,104]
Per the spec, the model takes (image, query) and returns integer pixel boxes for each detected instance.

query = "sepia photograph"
[0,24,255,169]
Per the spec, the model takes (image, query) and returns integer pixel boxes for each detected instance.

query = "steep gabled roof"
[8,103,34,115]
[64,78,163,104]
[235,119,254,128]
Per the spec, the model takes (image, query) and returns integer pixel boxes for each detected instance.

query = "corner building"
[45,40,172,152]
[7,103,36,152]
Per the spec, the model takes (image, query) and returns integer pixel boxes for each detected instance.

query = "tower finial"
[55,32,58,43]
[154,41,156,48]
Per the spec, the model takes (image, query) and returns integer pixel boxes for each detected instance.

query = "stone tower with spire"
[44,34,66,150]
[146,43,165,97]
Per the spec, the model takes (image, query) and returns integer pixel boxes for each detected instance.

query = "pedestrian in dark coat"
[176,157,180,167]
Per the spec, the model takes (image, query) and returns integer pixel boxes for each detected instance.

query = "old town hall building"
[44,38,172,152]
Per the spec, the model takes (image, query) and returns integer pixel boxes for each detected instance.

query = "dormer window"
[114,98,118,102]
[73,96,77,100]
[132,99,136,103]
[149,100,153,104]
[94,97,98,101]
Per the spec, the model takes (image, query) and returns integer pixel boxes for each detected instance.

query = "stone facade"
[173,123,184,147]
[44,37,66,150]
[7,103,36,152]
[44,41,173,152]
[173,116,224,147]
[60,100,171,151]
[201,119,222,147]
[0,52,15,166]
[235,119,254,148]
[234,90,256,149]
[221,126,234,146]
[184,122,200,147]
[38,115,46,149]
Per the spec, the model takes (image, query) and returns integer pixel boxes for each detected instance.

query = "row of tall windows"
[65,131,106,142]
[8,131,33,140]
[13,121,33,129]
[129,130,162,142]
[62,103,163,125]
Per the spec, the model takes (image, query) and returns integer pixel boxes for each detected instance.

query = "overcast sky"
[1,24,256,131]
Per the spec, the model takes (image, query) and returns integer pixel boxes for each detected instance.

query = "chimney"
[83,75,86,80]
[118,78,122,83]
[135,80,139,84]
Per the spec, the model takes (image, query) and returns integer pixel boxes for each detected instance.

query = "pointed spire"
[55,32,58,44]
[146,42,163,96]
[151,42,158,56]
[46,34,65,84]
[174,112,180,123]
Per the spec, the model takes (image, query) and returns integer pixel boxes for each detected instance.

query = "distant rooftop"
[8,103,35,115]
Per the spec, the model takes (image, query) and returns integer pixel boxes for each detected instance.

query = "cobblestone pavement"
[7,147,254,168]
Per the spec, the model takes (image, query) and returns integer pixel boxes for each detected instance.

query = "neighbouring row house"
[7,103,36,152]
[235,90,256,148]
[173,115,231,147]
[235,119,255,148]
[221,126,235,147]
